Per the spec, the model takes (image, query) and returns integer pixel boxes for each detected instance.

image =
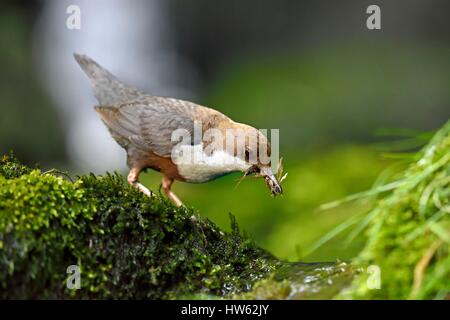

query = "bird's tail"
[74,53,145,106]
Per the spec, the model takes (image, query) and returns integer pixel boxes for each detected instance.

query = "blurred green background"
[1,0,449,262]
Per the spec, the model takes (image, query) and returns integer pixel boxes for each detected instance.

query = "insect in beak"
[259,166,283,196]
[264,173,283,196]
[239,159,287,196]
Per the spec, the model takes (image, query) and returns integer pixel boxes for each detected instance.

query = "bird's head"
[238,126,284,196]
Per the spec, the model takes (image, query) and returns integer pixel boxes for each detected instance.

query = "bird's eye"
[251,165,260,174]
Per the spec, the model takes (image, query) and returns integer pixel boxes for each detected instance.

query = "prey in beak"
[264,171,283,195]
[244,161,285,196]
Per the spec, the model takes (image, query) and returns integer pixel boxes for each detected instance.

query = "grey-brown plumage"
[74,54,145,105]
[74,53,282,206]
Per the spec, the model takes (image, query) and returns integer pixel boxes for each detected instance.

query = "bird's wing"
[97,97,226,158]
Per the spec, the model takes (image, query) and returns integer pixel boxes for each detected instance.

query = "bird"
[74,53,282,207]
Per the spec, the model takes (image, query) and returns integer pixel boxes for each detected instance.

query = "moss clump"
[0,152,32,179]
[345,121,450,299]
[0,153,278,299]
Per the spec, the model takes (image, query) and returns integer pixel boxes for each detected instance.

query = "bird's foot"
[161,176,184,207]
[133,182,153,197]
[127,168,153,197]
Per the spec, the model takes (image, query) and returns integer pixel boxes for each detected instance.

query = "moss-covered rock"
[0,153,280,299]
[0,153,359,299]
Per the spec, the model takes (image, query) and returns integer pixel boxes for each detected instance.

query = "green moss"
[0,153,278,299]
[0,151,32,179]
[0,153,381,300]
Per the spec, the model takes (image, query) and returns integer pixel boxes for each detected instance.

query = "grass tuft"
[314,120,450,299]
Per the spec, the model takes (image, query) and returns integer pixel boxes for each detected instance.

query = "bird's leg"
[162,176,183,207]
[127,167,153,197]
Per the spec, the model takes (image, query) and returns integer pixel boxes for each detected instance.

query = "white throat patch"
[172,144,250,183]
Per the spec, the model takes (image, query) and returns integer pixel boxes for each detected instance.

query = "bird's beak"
[261,167,283,196]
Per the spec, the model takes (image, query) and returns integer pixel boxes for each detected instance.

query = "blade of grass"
[428,222,450,244]
[320,180,404,210]
[303,213,364,257]
[344,208,379,246]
